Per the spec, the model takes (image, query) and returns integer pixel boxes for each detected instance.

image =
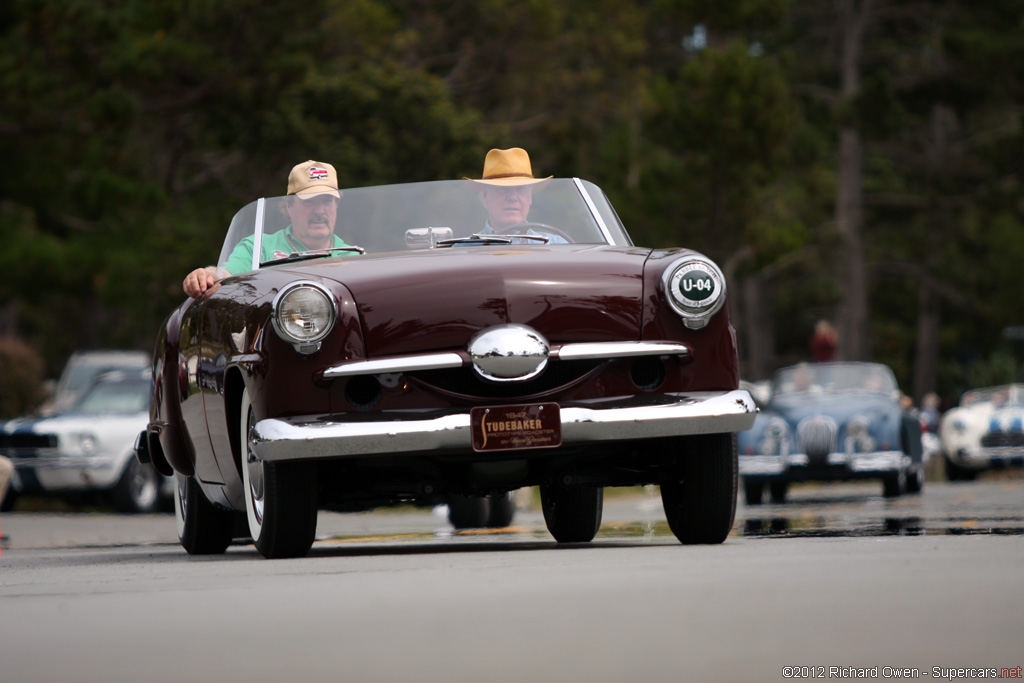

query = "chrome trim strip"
[573,178,615,244]
[249,390,757,462]
[252,197,266,272]
[556,341,690,361]
[323,352,465,378]
[323,341,690,379]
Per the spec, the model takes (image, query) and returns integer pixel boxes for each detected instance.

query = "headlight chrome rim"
[271,281,337,353]
[662,256,727,329]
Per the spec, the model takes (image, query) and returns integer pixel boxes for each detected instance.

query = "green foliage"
[642,43,792,249]
[0,0,1021,407]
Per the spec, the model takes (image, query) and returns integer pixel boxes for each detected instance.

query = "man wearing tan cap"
[469,148,567,244]
[183,160,351,298]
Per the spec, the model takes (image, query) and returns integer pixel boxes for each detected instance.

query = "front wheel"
[110,456,161,513]
[241,389,318,559]
[944,454,977,482]
[660,433,738,545]
[447,494,490,529]
[769,481,789,504]
[487,492,516,528]
[241,393,317,557]
[904,464,925,494]
[743,479,765,506]
[882,468,907,498]
[540,484,603,543]
[174,473,234,555]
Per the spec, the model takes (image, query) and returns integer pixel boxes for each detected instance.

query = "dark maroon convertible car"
[136,178,756,558]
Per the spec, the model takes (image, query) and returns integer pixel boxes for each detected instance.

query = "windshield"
[74,377,151,415]
[217,178,630,274]
[961,384,1024,409]
[58,353,149,394]
[771,362,898,398]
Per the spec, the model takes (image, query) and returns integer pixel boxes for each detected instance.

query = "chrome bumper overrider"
[250,390,757,462]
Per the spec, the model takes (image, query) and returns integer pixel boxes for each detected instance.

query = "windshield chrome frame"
[252,197,267,272]
[573,178,614,244]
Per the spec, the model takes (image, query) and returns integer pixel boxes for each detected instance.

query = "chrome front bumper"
[740,451,908,476]
[250,389,756,463]
[953,446,1024,467]
[7,454,119,470]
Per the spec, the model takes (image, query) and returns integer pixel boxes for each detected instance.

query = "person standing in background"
[810,319,838,362]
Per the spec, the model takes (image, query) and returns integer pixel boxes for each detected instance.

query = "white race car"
[939,384,1024,480]
[1,369,171,512]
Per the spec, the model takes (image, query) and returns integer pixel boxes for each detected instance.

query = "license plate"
[470,403,562,452]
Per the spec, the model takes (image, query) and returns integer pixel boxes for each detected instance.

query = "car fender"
[149,303,196,477]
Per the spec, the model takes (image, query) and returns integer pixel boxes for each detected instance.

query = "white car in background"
[1,369,171,512]
[39,349,150,416]
[939,384,1024,480]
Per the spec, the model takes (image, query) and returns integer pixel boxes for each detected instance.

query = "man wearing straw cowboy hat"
[183,160,351,298]
[467,147,568,244]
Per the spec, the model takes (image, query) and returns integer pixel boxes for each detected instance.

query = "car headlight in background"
[662,256,726,329]
[271,281,337,353]
[845,417,876,454]
[76,432,98,455]
[757,417,790,456]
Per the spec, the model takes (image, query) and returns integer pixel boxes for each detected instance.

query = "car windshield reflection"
[73,378,150,415]
[217,178,629,274]
[771,362,898,398]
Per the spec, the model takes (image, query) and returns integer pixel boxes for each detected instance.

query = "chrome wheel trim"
[240,389,266,539]
[129,461,158,510]
[174,474,187,539]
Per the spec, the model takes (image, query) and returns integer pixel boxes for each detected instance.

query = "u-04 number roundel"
[679,270,715,301]
[669,262,722,309]
[662,257,727,328]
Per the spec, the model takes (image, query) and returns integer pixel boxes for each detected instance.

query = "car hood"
[283,245,651,357]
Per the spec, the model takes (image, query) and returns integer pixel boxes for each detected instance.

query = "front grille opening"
[0,433,57,449]
[630,356,666,392]
[982,433,1024,448]
[412,359,603,401]
[345,376,383,411]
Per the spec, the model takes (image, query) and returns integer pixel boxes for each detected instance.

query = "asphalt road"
[1,479,1022,683]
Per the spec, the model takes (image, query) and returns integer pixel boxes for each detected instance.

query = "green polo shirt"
[222,225,351,275]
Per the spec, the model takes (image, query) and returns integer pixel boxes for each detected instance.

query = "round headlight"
[78,432,98,455]
[847,418,869,439]
[662,256,726,329]
[272,282,336,351]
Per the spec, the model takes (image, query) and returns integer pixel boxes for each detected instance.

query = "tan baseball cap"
[287,160,341,198]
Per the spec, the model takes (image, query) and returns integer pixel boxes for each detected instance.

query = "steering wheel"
[495,222,573,244]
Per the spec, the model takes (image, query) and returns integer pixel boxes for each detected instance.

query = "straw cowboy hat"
[468,148,552,187]
[287,160,341,198]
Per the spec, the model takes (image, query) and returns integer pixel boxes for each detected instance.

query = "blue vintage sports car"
[738,361,924,503]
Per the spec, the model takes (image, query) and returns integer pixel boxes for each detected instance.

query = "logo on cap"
[308,166,329,181]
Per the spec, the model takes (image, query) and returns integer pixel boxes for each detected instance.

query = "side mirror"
[405,227,453,249]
